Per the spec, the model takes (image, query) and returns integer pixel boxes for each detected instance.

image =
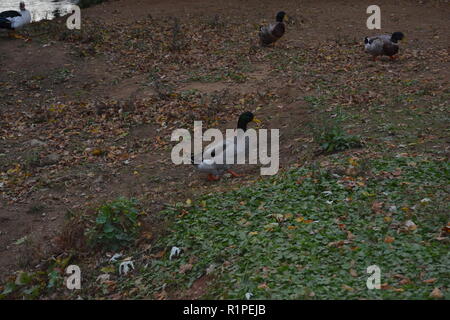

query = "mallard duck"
[192,112,261,181]
[259,11,286,47]
[0,2,31,39]
[364,32,405,61]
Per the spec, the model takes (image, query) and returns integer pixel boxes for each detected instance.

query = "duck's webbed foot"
[227,169,244,178]
[9,32,28,40]
[207,174,220,181]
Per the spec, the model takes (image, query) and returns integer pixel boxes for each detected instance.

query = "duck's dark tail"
[391,32,405,42]
[0,18,13,30]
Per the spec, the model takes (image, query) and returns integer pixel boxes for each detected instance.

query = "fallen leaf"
[151,250,166,259]
[423,278,437,284]
[429,287,443,299]
[341,284,354,291]
[405,220,417,231]
[399,278,411,285]
[258,283,269,289]
[91,148,103,156]
[372,201,384,214]
[179,263,193,274]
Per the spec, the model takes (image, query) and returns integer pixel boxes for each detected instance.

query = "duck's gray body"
[364,34,400,58]
[193,134,254,177]
[0,9,31,30]
[259,22,285,46]
[259,11,286,47]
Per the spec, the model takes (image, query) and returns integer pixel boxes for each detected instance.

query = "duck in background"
[259,11,287,47]
[0,2,31,39]
[364,32,405,61]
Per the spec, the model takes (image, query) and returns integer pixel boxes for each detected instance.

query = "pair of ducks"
[260,11,406,61]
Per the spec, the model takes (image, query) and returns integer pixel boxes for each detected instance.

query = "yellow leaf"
[341,284,354,291]
[92,149,103,156]
[284,213,293,220]
[100,266,115,273]
[348,157,358,166]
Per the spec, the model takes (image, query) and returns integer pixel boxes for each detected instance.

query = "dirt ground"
[0,0,449,288]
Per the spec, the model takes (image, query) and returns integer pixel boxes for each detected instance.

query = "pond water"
[0,0,79,22]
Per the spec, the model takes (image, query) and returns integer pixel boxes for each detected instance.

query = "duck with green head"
[192,112,261,181]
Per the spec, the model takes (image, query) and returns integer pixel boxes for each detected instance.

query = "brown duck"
[259,11,286,47]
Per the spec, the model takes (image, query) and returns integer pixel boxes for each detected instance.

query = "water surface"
[0,0,79,22]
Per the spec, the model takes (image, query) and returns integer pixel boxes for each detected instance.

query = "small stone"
[28,139,46,147]
[45,153,60,165]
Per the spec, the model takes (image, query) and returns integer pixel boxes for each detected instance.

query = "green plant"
[0,256,71,300]
[87,197,142,250]
[311,109,362,154]
[317,126,362,153]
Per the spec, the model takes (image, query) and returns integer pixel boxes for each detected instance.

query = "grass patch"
[133,156,449,299]
[311,109,363,154]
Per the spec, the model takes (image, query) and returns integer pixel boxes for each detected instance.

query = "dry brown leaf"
[372,201,384,214]
[429,287,443,299]
[179,263,193,274]
[258,283,269,289]
[341,284,354,291]
[423,278,437,284]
